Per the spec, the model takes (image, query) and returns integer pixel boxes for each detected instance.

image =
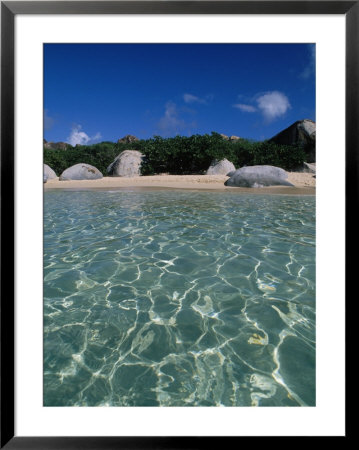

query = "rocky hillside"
[44,139,69,150]
[117,135,139,144]
[269,119,316,162]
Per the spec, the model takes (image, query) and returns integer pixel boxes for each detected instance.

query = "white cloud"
[67,124,102,146]
[300,44,316,79]
[256,91,291,121]
[92,132,102,141]
[184,93,201,104]
[157,102,196,136]
[44,109,54,130]
[233,103,257,113]
[183,93,213,104]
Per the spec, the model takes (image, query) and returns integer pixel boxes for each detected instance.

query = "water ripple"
[44,190,315,406]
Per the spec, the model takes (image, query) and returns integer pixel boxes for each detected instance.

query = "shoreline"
[44,173,316,195]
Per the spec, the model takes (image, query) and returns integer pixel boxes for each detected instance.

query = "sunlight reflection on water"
[44,190,315,407]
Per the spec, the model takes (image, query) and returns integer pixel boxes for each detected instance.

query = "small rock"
[303,162,316,174]
[220,134,229,140]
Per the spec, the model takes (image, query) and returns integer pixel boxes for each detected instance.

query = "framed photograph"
[1,1,353,447]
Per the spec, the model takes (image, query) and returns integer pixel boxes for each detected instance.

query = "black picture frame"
[1,1,354,447]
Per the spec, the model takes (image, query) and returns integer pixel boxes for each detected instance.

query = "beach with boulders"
[44,172,315,195]
[44,119,316,195]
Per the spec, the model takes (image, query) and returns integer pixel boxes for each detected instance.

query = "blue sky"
[44,44,315,145]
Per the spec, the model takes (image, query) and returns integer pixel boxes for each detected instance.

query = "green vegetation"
[44,132,306,176]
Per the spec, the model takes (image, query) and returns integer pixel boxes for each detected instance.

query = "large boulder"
[107,150,144,177]
[269,119,316,162]
[117,134,139,144]
[206,158,236,175]
[59,163,103,181]
[224,165,294,188]
[44,164,57,180]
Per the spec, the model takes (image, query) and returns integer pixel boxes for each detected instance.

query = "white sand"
[44,172,315,195]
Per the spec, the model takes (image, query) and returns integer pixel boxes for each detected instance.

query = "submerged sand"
[44,172,315,195]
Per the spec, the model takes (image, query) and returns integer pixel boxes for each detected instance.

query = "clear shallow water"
[44,190,315,407]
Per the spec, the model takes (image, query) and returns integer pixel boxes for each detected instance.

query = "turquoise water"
[44,190,315,407]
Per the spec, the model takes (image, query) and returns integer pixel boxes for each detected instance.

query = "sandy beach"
[44,172,315,195]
